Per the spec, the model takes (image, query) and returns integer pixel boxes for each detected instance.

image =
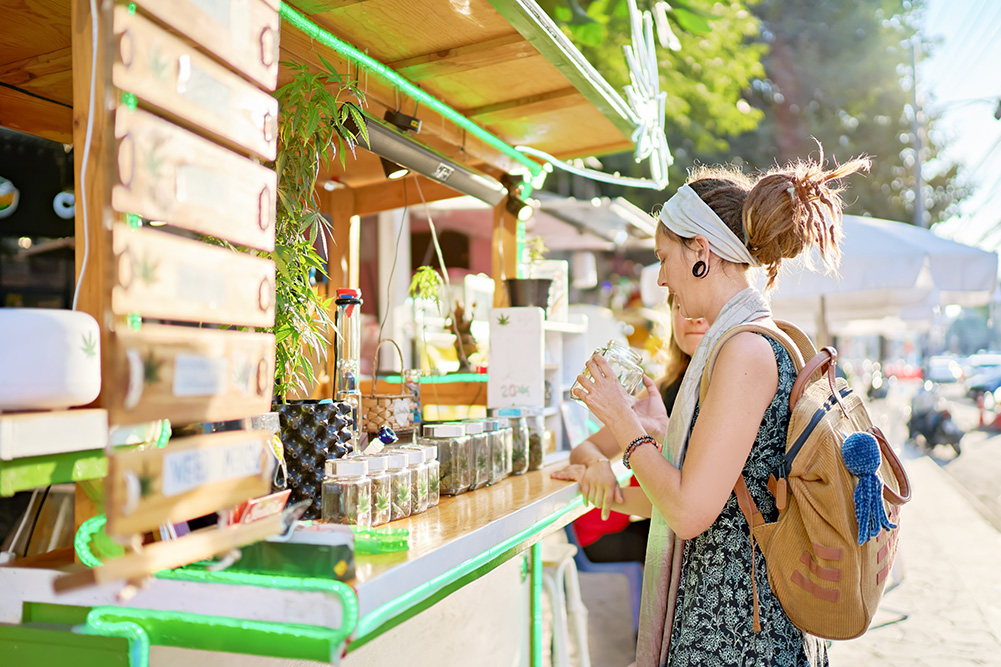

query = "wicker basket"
[361,339,415,435]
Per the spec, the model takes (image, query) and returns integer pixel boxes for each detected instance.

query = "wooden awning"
[1,0,638,194]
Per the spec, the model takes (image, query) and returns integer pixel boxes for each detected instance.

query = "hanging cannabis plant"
[268,58,367,399]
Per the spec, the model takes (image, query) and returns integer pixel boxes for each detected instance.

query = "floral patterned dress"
[667,337,828,667]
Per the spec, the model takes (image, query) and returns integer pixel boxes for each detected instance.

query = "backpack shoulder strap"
[698,322,805,404]
[772,319,818,365]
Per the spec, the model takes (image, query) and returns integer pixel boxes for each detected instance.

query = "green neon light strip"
[530,542,543,667]
[353,465,631,641]
[278,2,541,179]
[75,513,105,568]
[380,372,487,384]
[80,609,150,667]
[81,605,343,667]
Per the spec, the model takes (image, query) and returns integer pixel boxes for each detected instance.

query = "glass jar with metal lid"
[321,458,372,526]
[383,451,412,520]
[525,410,545,471]
[363,454,392,526]
[419,423,471,496]
[460,420,490,490]
[570,340,644,405]
[493,416,513,477]
[389,446,429,515]
[420,445,440,507]
[497,408,530,475]
[482,418,505,485]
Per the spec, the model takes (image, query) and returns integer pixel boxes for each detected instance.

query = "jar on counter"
[390,446,429,515]
[482,419,505,485]
[365,454,393,526]
[525,411,546,471]
[461,421,490,490]
[384,451,412,520]
[570,340,644,405]
[418,423,471,496]
[321,458,372,526]
[421,445,440,507]
[494,416,513,477]
[498,408,530,475]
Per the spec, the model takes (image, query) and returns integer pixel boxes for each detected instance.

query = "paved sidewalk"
[828,456,1001,666]
[578,455,1001,666]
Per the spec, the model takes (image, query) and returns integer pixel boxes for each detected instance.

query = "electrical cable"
[72,0,100,312]
[514,146,666,190]
[22,485,51,557]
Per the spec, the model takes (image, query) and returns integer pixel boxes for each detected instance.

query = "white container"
[0,309,101,410]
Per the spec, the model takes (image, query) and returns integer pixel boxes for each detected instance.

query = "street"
[871,377,1001,532]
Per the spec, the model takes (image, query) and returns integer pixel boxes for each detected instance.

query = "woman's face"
[655,231,695,316]
[671,297,708,357]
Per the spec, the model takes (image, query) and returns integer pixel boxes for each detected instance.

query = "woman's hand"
[633,375,669,442]
[550,464,585,482]
[579,459,624,520]
[573,354,636,435]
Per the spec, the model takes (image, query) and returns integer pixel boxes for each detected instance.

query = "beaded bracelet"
[622,435,660,469]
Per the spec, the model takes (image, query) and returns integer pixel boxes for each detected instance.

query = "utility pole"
[911,38,926,228]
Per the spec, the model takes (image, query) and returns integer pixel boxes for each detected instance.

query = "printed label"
[173,354,226,396]
[162,439,262,497]
[175,263,226,310]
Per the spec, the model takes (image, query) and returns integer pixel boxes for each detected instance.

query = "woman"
[556,296,708,564]
[574,155,868,666]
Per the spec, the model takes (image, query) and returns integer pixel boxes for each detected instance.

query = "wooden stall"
[0,1,641,665]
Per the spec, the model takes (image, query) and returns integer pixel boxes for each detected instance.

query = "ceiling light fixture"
[343,108,507,206]
[505,196,534,222]
[380,157,409,180]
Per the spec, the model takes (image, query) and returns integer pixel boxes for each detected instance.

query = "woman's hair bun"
[743,152,870,288]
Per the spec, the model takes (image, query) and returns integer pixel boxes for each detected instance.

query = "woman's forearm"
[610,486,653,518]
[569,426,622,464]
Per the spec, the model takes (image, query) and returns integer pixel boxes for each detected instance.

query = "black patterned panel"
[275,400,353,520]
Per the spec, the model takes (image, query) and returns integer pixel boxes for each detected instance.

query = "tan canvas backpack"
[700,320,912,640]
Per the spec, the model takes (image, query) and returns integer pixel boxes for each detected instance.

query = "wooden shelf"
[0,409,108,462]
[542,320,586,334]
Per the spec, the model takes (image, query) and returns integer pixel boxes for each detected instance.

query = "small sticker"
[173,354,226,396]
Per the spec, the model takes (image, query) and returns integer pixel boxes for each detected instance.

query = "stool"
[542,541,591,667]
[564,524,643,632]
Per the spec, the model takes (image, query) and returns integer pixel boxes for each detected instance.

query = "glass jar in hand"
[570,340,644,405]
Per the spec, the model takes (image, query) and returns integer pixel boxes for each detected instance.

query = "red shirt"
[573,475,642,547]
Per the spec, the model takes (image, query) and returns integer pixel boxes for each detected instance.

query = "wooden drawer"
[113,108,276,251]
[112,6,277,160]
[133,0,279,91]
[111,224,275,328]
[105,324,275,426]
[105,429,273,536]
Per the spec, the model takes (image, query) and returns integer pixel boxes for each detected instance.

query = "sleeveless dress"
[666,337,828,667]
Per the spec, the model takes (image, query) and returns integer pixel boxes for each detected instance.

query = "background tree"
[542,0,967,225]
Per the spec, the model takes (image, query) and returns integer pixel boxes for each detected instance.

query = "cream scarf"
[636,286,771,667]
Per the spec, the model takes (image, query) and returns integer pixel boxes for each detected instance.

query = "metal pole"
[911,39,926,228]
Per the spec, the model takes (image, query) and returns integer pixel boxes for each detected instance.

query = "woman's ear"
[691,234,712,261]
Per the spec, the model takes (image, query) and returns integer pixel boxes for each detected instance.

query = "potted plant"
[260,58,367,517]
[506,236,553,313]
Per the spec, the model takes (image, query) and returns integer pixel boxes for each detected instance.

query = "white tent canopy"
[641,215,999,340]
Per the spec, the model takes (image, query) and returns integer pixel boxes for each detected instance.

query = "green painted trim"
[81,606,341,667]
[529,541,543,667]
[486,0,638,140]
[278,2,541,178]
[350,466,631,646]
[80,609,150,667]
[0,449,107,496]
[0,623,129,667]
[380,373,488,384]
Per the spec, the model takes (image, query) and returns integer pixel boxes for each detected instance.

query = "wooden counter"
[0,457,628,657]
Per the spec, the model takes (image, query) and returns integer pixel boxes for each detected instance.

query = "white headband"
[658,184,760,267]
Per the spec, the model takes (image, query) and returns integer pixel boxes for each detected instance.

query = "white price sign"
[162,439,263,497]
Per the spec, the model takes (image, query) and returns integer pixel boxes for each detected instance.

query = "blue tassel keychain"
[842,431,897,545]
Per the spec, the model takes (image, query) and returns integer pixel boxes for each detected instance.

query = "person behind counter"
[552,295,707,564]
[573,153,868,667]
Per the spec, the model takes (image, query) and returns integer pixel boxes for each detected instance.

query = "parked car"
[965,365,1001,401]
[925,356,963,384]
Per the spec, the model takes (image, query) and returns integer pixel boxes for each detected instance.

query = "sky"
[919,0,1001,250]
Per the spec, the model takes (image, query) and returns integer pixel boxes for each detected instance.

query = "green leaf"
[317,54,343,82]
[671,6,713,35]
[344,103,369,147]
